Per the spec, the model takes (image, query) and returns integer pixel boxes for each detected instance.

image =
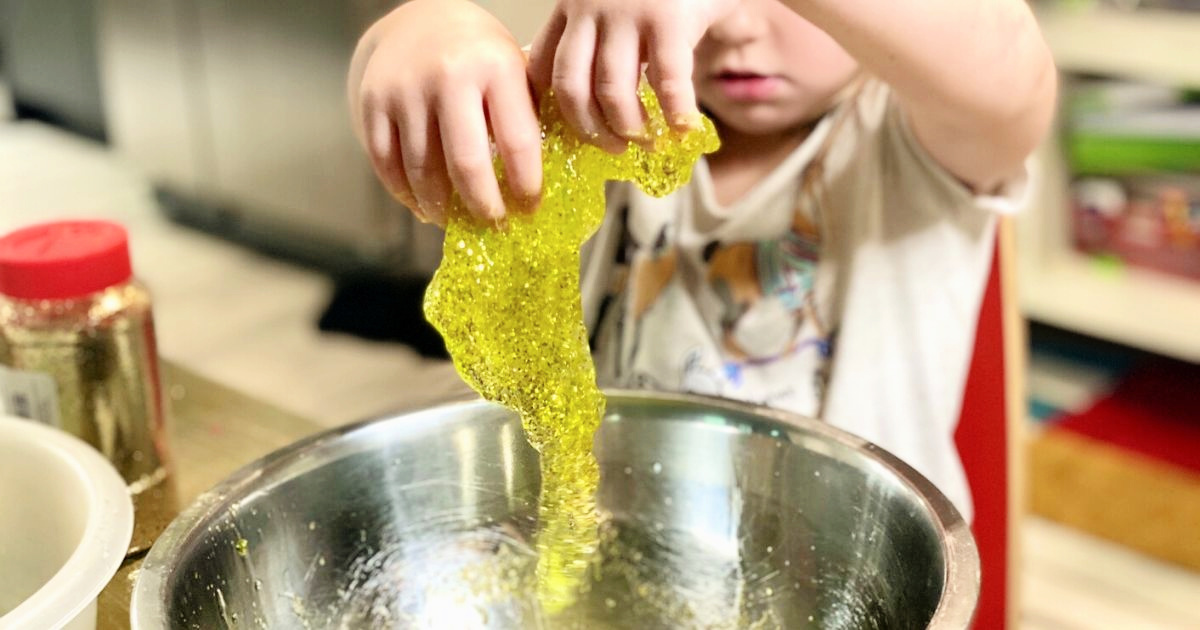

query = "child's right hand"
[348,0,542,225]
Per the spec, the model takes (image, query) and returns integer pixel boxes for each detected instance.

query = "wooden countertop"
[97,362,323,630]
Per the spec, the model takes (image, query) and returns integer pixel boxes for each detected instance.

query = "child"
[348,0,1056,519]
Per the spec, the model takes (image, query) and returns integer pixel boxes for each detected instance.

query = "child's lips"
[712,72,780,101]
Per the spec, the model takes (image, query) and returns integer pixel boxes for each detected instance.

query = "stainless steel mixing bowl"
[131,391,978,629]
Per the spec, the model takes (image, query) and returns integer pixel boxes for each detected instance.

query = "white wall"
[0,0,106,138]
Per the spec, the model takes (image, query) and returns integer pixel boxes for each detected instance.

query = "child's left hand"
[527,0,739,151]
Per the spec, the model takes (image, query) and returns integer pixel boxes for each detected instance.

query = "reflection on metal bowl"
[131,391,978,629]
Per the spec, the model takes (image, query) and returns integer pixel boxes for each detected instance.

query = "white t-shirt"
[581,80,1028,520]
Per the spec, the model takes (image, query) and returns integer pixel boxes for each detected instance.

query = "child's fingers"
[594,19,647,143]
[527,6,566,98]
[388,156,427,224]
[486,74,543,211]
[396,101,453,225]
[646,24,702,131]
[437,85,507,221]
[363,102,424,220]
[552,17,627,154]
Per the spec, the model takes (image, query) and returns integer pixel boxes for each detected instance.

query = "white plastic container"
[0,416,133,630]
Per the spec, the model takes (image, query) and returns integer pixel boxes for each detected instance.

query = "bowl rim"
[132,390,979,629]
[0,416,134,630]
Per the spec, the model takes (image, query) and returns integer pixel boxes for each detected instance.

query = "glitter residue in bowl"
[424,85,718,613]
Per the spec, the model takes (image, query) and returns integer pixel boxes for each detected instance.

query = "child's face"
[694,0,859,136]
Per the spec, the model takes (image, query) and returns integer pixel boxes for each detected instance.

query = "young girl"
[348,0,1056,519]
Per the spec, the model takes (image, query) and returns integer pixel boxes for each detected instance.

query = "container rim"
[0,416,134,630]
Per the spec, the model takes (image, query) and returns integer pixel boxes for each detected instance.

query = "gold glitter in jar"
[424,84,718,612]
[0,280,178,555]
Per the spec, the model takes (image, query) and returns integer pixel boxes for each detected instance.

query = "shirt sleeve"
[818,83,1032,521]
[884,94,1032,217]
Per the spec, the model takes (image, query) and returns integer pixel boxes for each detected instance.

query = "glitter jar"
[0,220,177,556]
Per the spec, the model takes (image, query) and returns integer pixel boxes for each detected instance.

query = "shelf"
[1019,252,1200,362]
[1037,6,1200,87]
[1022,8,1200,360]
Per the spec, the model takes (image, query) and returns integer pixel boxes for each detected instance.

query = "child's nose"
[703,3,769,46]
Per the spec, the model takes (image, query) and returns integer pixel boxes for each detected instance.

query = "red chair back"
[954,231,1018,629]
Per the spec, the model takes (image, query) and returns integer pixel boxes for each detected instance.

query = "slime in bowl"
[423,86,719,611]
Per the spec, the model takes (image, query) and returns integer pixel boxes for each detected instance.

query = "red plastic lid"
[0,220,134,300]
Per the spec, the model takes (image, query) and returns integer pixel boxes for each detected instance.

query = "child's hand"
[348,0,541,225]
[527,0,739,150]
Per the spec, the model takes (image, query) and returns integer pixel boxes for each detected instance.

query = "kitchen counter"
[97,361,323,629]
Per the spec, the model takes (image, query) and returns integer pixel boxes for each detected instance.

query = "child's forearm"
[786,0,1056,190]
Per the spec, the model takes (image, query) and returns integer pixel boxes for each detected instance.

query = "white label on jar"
[0,365,62,427]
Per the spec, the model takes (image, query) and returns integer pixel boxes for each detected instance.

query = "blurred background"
[2,0,1198,627]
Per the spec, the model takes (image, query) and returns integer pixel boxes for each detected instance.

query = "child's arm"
[348,0,542,224]
[781,0,1056,192]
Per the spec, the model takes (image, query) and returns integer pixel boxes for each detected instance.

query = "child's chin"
[711,106,811,138]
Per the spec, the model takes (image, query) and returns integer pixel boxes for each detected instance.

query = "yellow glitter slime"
[424,86,718,614]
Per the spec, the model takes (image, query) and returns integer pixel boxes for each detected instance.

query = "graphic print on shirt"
[629,223,677,320]
[599,194,835,412]
[705,210,826,363]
